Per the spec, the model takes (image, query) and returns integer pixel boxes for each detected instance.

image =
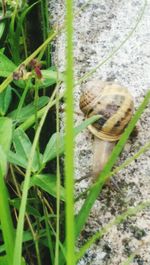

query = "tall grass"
[0,118,14,265]
[12,86,59,265]
[0,0,149,264]
[76,200,150,262]
[75,89,150,237]
[64,1,75,265]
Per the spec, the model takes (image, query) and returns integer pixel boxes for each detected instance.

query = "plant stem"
[65,0,75,264]
[0,169,15,265]
[12,85,59,265]
[75,90,150,238]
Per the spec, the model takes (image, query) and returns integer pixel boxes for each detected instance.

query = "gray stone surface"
[49,1,150,264]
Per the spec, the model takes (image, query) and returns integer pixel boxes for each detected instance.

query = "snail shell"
[80,80,134,178]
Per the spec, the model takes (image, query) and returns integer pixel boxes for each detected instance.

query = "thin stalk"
[0,120,14,265]
[21,25,28,58]
[34,79,43,170]
[77,0,147,84]
[41,197,66,258]
[19,92,63,131]
[10,165,42,265]
[26,215,42,265]
[40,0,51,67]
[0,0,91,93]
[51,23,62,261]
[75,140,150,191]
[0,31,57,93]
[43,206,55,264]
[121,237,150,265]
[76,201,150,261]
[54,81,61,263]
[34,79,40,130]
[12,84,59,265]
[59,90,150,265]
[110,140,150,177]
[15,79,30,120]
[18,0,146,133]
[65,0,75,264]
[75,90,150,239]
[122,254,136,265]
[0,169,15,265]
[34,239,42,265]
[54,105,61,264]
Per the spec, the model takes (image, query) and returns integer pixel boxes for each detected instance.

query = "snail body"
[80,80,134,178]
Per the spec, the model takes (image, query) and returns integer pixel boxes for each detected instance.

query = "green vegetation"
[0,1,149,265]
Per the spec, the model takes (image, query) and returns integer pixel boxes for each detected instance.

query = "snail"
[79,80,134,179]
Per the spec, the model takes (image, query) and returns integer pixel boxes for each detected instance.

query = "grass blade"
[0,118,15,265]
[75,89,150,237]
[43,115,99,163]
[76,201,150,261]
[64,0,75,264]
[12,87,58,265]
[43,207,55,264]
[78,0,147,84]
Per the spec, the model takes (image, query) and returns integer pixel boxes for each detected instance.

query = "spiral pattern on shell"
[80,80,134,141]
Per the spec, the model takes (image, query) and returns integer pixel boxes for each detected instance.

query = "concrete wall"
[49,1,150,264]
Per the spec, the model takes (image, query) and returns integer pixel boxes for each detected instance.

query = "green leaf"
[0,117,12,154]
[0,52,16,77]
[0,254,26,265]
[30,174,65,201]
[0,85,12,116]
[0,146,7,178]
[21,258,27,265]
[0,256,8,265]
[8,2,39,64]
[8,150,28,169]
[0,230,37,254]
[0,243,5,253]
[40,68,64,88]
[8,128,42,172]
[0,118,14,265]
[0,21,5,39]
[8,96,49,123]
[43,132,61,162]
[43,115,99,163]
[10,198,41,217]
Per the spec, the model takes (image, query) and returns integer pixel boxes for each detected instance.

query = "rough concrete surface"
[49,1,150,264]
